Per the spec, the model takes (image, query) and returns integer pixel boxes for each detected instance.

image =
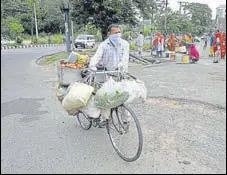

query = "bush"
[31,37,38,44]
[123,31,131,41]
[22,34,31,40]
[37,37,48,44]
[51,34,64,44]
[130,43,137,50]
[16,36,23,44]
[143,43,151,50]
[95,30,102,42]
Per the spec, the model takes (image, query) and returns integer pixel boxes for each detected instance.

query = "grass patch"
[38,51,70,65]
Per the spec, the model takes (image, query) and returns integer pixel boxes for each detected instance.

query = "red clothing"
[213,39,217,52]
[158,36,164,44]
[190,45,200,60]
[215,32,221,39]
[153,38,158,45]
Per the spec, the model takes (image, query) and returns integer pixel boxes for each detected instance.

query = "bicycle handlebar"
[82,68,137,80]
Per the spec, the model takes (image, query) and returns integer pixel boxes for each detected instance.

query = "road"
[1,46,226,174]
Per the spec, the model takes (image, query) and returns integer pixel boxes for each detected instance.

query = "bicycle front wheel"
[77,111,92,130]
[107,105,143,162]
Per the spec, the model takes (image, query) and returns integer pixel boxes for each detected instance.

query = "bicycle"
[75,68,143,162]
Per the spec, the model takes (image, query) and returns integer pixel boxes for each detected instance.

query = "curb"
[1,44,65,50]
[35,51,66,65]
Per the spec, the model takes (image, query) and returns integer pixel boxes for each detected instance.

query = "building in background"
[215,4,226,31]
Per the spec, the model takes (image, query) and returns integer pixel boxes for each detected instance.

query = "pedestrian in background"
[156,32,164,57]
[136,31,144,56]
[221,32,226,59]
[152,35,158,57]
[209,32,215,57]
[213,36,221,63]
[203,37,208,50]
[168,33,176,51]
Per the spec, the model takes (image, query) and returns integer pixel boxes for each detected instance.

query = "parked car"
[74,35,95,49]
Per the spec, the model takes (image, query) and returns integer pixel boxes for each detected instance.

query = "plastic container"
[183,55,189,64]
[169,51,176,61]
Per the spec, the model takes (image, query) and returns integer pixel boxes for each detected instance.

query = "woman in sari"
[168,33,176,51]
[221,32,226,59]
[213,37,221,63]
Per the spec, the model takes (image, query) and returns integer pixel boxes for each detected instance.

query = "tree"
[38,0,64,34]
[183,3,213,36]
[70,0,139,40]
[5,17,24,42]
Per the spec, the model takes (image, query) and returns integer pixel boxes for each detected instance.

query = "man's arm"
[89,42,104,70]
[119,41,129,72]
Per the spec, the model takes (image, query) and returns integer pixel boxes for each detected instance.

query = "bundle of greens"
[94,90,129,109]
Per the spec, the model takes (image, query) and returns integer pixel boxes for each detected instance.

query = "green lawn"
[38,52,70,65]
[38,49,97,65]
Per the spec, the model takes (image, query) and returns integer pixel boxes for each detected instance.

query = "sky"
[168,0,226,19]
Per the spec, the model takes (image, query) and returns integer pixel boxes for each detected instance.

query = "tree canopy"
[1,0,214,40]
[70,0,139,39]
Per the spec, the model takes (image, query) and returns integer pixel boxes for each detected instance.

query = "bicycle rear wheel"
[77,111,92,130]
[107,104,143,162]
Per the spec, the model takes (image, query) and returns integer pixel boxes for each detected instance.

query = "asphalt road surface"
[1,46,226,174]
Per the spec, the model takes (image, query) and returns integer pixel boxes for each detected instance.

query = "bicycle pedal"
[98,121,106,128]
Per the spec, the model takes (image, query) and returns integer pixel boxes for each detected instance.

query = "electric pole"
[64,7,71,52]
[164,0,168,34]
[33,2,39,39]
[71,20,75,50]
[179,1,182,14]
[178,1,189,15]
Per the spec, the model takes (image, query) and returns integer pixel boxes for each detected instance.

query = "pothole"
[1,98,48,118]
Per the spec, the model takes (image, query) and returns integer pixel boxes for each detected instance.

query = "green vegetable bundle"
[94,90,129,109]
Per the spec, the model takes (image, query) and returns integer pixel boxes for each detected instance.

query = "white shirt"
[89,38,129,72]
[136,34,144,47]
[157,38,164,51]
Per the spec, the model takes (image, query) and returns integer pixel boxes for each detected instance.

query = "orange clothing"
[169,33,176,51]
[221,43,226,58]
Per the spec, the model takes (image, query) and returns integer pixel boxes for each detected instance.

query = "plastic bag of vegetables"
[62,82,94,115]
[116,79,147,104]
[94,77,129,109]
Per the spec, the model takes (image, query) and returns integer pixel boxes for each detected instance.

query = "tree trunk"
[101,30,107,41]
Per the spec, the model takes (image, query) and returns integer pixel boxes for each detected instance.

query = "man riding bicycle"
[89,24,129,72]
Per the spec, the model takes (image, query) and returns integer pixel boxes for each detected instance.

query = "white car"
[74,35,95,49]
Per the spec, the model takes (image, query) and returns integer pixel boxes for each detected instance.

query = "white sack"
[62,82,94,115]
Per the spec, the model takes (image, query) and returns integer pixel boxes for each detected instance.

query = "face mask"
[109,33,121,45]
